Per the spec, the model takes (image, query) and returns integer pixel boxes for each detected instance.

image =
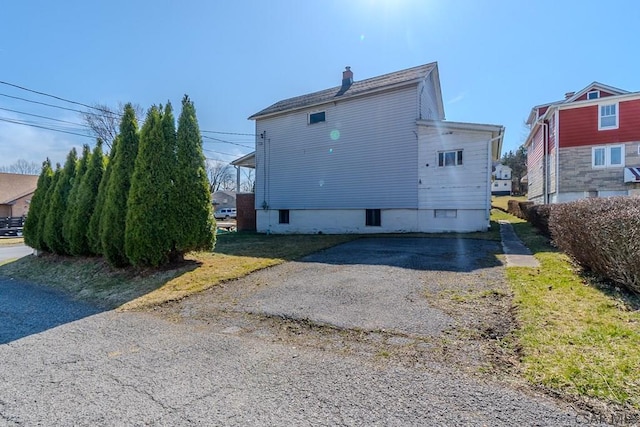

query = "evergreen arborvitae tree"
[174,95,215,254]
[43,149,78,255]
[68,140,106,256]
[100,104,140,266]
[23,158,54,250]
[125,104,176,266]
[63,144,90,250]
[87,144,114,256]
[37,163,61,252]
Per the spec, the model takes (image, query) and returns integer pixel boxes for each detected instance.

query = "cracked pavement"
[0,238,601,426]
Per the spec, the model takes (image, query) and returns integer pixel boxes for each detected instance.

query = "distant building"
[212,191,236,210]
[491,164,512,196]
[0,172,38,217]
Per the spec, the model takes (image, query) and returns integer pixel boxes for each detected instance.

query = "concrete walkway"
[498,220,540,268]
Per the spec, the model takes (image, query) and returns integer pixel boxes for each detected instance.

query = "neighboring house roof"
[0,173,38,206]
[230,151,256,168]
[249,62,441,120]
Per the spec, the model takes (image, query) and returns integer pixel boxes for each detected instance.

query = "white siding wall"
[254,85,419,210]
[419,74,441,121]
[417,125,492,230]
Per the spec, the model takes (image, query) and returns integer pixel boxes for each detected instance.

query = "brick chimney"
[342,66,353,87]
[565,91,575,99]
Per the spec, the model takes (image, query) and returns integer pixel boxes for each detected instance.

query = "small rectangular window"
[434,209,457,218]
[587,90,600,100]
[365,209,381,227]
[610,146,622,166]
[438,150,463,167]
[599,103,618,129]
[308,111,326,124]
[279,209,289,224]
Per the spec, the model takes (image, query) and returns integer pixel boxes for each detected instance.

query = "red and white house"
[524,82,640,204]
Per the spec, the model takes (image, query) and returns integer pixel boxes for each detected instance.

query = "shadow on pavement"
[0,277,102,345]
[297,237,503,273]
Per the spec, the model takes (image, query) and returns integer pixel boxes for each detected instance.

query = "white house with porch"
[237,62,504,234]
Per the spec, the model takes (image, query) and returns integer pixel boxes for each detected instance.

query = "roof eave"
[248,79,424,121]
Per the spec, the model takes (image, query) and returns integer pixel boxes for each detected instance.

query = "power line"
[202,147,248,158]
[0,117,95,139]
[0,80,119,117]
[0,106,88,127]
[201,130,256,137]
[0,92,106,117]
[202,135,253,149]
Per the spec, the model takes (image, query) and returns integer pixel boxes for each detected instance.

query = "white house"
[243,62,504,234]
[492,164,512,196]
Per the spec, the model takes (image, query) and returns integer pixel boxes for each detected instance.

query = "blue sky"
[1,0,638,168]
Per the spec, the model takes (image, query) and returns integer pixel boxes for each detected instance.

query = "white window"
[592,145,624,168]
[587,90,600,100]
[599,103,618,130]
[438,150,463,167]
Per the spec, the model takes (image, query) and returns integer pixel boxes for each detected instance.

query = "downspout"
[536,119,549,204]
[487,131,504,225]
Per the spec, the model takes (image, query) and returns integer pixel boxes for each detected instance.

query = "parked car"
[214,208,237,220]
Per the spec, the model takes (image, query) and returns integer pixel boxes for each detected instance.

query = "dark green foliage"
[37,163,61,252]
[88,145,114,255]
[550,197,640,294]
[174,95,215,253]
[501,145,527,195]
[63,144,91,249]
[23,159,54,250]
[43,149,78,254]
[68,140,106,256]
[125,104,176,267]
[101,105,140,266]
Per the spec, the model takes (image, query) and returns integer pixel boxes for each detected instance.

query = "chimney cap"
[565,91,575,99]
[345,66,351,71]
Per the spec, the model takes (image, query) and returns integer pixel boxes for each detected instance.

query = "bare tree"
[0,159,40,175]
[81,102,144,149]
[206,160,235,192]
[240,168,255,193]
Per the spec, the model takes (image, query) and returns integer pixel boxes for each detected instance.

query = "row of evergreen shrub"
[24,96,215,267]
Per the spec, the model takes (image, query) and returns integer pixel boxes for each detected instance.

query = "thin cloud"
[448,93,465,104]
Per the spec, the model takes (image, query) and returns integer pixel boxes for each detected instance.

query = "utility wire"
[0,117,95,139]
[201,130,256,136]
[0,106,88,127]
[202,135,253,149]
[0,80,119,116]
[0,93,106,117]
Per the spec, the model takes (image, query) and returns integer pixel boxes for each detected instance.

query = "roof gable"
[249,62,440,120]
[0,173,38,205]
[564,81,629,103]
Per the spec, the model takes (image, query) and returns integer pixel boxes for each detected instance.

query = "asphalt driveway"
[0,237,594,426]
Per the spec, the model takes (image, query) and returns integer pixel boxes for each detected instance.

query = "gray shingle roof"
[249,62,437,119]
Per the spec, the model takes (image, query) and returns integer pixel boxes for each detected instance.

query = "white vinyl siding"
[418,126,491,210]
[255,85,419,210]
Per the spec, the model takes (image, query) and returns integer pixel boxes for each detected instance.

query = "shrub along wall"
[550,197,640,294]
[521,204,552,237]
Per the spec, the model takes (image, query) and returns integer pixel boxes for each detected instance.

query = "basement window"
[308,111,326,124]
[434,209,457,219]
[438,150,463,167]
[279,210,290,224]
[365,209,381,227]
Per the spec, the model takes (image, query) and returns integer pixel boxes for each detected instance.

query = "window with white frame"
[438,150,463,167]
[592,144,624,168]
[587,90,600,100]
[599,103,618,130]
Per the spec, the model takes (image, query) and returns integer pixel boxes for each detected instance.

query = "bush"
[521,204,552,237]
[550,197,640,294]
[507,200,532,219]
